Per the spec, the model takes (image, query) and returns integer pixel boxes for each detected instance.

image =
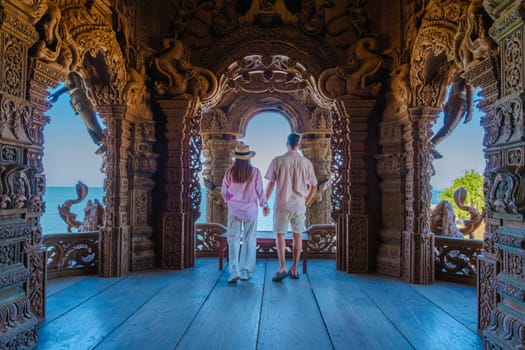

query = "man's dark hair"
[287,133,301,148]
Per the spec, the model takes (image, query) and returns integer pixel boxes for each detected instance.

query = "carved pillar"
[402,107,438,285]
[129,119,158,270]
[201,134,237,226]
[332,97,374,272]
[462,52,500,333]
[301,133,332,226]
[0,1,41,347]
[375,114,407,277]
[98,106,131,277]
[157,96,197,269]
[478,1,525,347]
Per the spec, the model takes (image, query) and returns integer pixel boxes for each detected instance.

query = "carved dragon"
[429,187,483,239]
[58,181,88,232]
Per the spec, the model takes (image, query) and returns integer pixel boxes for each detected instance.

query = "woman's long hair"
[230,159,253,183]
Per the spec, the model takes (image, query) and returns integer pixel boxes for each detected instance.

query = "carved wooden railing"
[43,232,99,279]
[434,236,483,285]
[195,223,337,258]
[195,223,227,257]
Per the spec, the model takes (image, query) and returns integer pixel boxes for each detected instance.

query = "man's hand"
[263,207,270,217]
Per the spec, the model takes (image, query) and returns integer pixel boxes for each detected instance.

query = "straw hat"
[231,143,255,160]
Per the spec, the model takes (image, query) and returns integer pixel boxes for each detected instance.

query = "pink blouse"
[221,168,268,221]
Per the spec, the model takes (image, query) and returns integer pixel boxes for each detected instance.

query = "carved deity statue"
[342,36,384,98]
[79,199,105,232]
[430,187,483,239]
[390,63,411,112]
[318,36,384,100]
[454,0,496,70]
[431,72,474,159]
[152,38,210,99]
[429,200,463,238]
[48,72,106,154]
[31,4,62,62]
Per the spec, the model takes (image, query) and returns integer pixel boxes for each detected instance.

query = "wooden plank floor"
[38,258,482,350]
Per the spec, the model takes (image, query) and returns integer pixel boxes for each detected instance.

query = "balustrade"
[42,224,481,286]
[43,232,99,278]
[434,236,483,285]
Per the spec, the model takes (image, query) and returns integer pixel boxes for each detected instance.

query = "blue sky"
[44,98,484,191]
[44,87,105,187]
[430,108,485,190]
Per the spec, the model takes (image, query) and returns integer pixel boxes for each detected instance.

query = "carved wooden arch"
[194,34,372,272]
[29,1,138,277]
[57,3,127,106]
[208,93,309,137]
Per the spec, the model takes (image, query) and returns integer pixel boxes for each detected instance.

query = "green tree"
[438,169,484,221]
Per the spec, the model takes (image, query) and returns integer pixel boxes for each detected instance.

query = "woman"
[221,143,269,283]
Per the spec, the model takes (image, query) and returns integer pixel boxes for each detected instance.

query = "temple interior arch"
[0,0,524,348]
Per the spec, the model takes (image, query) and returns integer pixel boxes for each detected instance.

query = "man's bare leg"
[290,232,301,276]
[276,232,287,273]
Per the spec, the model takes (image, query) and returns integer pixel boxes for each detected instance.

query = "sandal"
[288,269,299,279]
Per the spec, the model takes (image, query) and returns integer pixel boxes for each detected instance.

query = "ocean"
[41,187,444,235]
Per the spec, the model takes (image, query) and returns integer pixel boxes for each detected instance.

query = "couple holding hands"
[221,133,317,283]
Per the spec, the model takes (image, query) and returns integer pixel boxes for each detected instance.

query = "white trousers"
[227,213,257,275]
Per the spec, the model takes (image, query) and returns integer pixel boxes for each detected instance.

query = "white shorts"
[273,210,306,233]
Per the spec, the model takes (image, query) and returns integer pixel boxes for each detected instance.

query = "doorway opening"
[42,83,106,235]
[238,111,292,231]
[430,88,485,240]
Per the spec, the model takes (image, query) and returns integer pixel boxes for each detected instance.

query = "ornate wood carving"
[434,236,482,285]
[477,1,525,347]
[402,107,439,284]
[375,117,406,277]
[201,134,236,226]
[44,232,98,278]
[128,119,158,271]
[301,133,332,227]
[98,106,130,277]
[156,97,198,269]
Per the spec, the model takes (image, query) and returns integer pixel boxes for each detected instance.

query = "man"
[264,133,317,281]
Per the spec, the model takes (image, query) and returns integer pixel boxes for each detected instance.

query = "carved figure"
[347,0,371,38]
[430,200,463,238]
[297,0,334,35]
[390,63,411,112]
[454,187,483,239]
[30,4,62,62]
[454,1,496,69]
[342,36,384,98]
[431,73,474,158]
[113,0,134,61]
[124,66,146,111]
[152,37,217,100]
[80,198,105,231]
[58,181,88,232]
[403,0,426,55]
[213,0,239,35]
[48,72,106,154]
[152,38,194,97]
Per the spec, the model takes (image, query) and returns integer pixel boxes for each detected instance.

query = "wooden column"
[129,119,158,270]
[98,106,131,277]
[332,97,375,272]
[462,53,499,333]
[478,1,525,347]
[201,134,237,226]
[157,96,197,269]
[402,107,439,284]
[375,114,407,276]
[301,133,332,226]
[0,1,41,347]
